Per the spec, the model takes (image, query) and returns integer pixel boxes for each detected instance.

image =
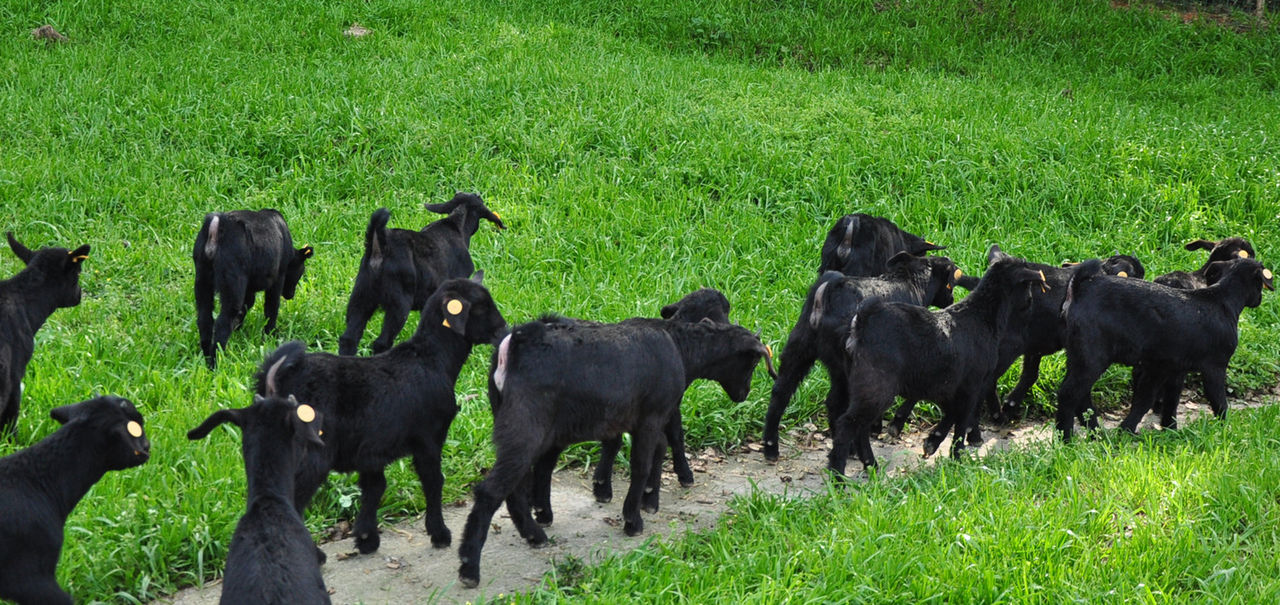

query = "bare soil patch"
[157,386,1276,605]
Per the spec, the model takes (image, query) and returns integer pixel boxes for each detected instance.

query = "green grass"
[533,405,1280,603]
[0,0,1277,601]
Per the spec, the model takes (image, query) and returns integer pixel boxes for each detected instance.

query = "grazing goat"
[259,275,506,557]
[761,253,968,461]
[188,377,330,605]
[338,193,505,356]
[817,213,948,277]
[458,318,774,588]
[1057,258,1273,441]
[193,209,312,368]
[590,287,733,504]
[1,232,90,434]
[0,396,149,605]
[828,258,1047,474]
[1134,237,1256,430]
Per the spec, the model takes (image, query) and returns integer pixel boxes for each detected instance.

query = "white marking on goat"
[493,333,512,392]
[204,215,220,258]
[126,421,143,438]
[296,404,316,423]
[809,281,830,330]
[446,299,464,315]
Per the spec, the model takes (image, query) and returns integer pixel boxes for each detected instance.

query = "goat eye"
[126,421,143,438]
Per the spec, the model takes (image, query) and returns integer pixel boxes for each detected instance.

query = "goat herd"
[0,194,1273,603]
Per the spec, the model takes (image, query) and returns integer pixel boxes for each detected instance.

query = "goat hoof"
[527,530,548,547]
[592,483,613,504]
[641,503,659,514]
[1163,420,1179,431]
[458,572,479,589]
[884,424,902,439]
[624,520,644,537]
[535,511,553,527]
[431,530,451,549]
[679,477,695,488]
[966,429,983,446]
[922,439,941,458]
[355,531,380,554]
[315,546,327,565]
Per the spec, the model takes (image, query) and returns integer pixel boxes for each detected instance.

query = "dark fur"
[0,233,90,434]
[193,209,312,368]
[592,288,734,503]
[257,276,506,557]
[458,318,772,588]
[828,258,1047,474]
[1056,258,1272,441]
[338,193,504,356]
[0,396,149,604]
[187,388,330,605]
[883,245,1145,440]
[816,213,947,277]
[761,253,967,461]
[1133,237,1256,430]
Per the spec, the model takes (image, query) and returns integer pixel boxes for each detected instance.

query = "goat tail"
[843,296,882,355]
[836,214,858,261]
[1063,259,1104,318]
[198,213,221,260]
[364,208,392,265]
[808,271,845,331]
[255,340,308,397]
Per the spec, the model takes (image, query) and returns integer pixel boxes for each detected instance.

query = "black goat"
[890,246,1145,437]
[761,253,967,461]
[1153,237,1255,290]
[459,318,773,588]
[828,258,1047,474]
[1057,258,1273,441]
[188,372,330,605]
[816,213,947,276]
[1133,237,1257,431]
[0,396,149,605]
[1,232,90,434]
[259,275,506,557]
[338,193,505,356]
[590,287,733,504]
[193,209,312,368]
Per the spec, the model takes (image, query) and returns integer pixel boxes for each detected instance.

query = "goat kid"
[339,193,504,356]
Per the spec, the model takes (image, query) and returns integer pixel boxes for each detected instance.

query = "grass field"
[1,0,1278,601]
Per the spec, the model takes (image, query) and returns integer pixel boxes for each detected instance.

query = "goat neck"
[403,306,475,378]
[657,320,743,386]
[240,422,302,506]
[1,273,64,335]
[2,424,114,519]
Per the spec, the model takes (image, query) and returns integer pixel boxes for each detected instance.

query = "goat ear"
[909,239,945,254]
[298,245,313,260]
[660,303,678,319]
[6,232,34,264]
[67,244,90,265]
[187,409,243,440]
[1185,239,1217,252]
[424,199,461,215]
[886,251,916,269]
[50,403,86,425]
[440,296,471,335]
[470,270,484,284]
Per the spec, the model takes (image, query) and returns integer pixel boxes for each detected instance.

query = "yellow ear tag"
[1264,269,1273,280]
[1117,271,1128,278]
[765,344,774,361]
[1239,250,1250,258]
[442,318,451,328]
[446,299,464,315]
[296,404,316,423]
[126,421,143,438]
[493,211,502,219]
[954,269,963,280]
[71,254,88,263]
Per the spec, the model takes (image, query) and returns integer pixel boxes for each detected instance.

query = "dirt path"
[157,391,1274,605]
